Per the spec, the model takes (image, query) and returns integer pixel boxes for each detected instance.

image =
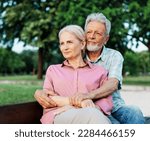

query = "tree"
[0,0,61,79]
[1,0,150,78]
[0,47,25,74]
[124,50,139,76]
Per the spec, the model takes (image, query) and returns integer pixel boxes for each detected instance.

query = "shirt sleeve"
[43,66,54,91]
[99,69,108,86]
[108,51,124,89]
[94,68,113,115]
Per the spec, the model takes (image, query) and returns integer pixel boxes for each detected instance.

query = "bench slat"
[0,102,42,124]
[0,102,149,124]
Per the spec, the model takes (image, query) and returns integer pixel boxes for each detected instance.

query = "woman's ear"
[81,40,86,50]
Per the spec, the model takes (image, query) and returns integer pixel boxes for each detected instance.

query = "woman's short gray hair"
[59,25,85,41]
[84,13,111,35]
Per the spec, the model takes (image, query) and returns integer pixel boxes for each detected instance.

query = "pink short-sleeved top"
[41,60,113,124]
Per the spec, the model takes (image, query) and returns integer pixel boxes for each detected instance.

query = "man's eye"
[87,31,91,34]
[96,32,103,36]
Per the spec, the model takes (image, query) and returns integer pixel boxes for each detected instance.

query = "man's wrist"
[86,92,95,100]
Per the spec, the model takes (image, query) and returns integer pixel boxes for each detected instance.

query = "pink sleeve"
[99,69,108,86]
[95,96,113,115]
[95,69,113,115]
[43,66,54,91]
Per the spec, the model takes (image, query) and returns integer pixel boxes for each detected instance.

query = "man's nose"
[89,32,96,39]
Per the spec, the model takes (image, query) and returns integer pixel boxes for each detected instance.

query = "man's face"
[85,21,109,52]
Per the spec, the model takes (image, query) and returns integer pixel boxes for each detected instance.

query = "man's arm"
[88,77,118,99]
[69,78,118,106]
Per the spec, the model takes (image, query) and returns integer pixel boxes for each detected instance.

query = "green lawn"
[0,75,150,106]
[0,75,42,106]
[123,76,150,86]
[0,75,43,81]
[0,84,42,106]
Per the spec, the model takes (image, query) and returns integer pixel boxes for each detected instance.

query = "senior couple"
[34,12,145,124]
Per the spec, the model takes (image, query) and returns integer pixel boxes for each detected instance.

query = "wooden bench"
[0,102,149,124]
[0,102,42,124]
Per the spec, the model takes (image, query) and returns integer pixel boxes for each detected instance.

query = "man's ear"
[104,35,109,44]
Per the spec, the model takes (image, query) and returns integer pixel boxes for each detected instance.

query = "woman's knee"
[82,108,111,124]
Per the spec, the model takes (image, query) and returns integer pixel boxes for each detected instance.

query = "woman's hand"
[54,105,74,115]
[69,92,90,107]
[81,99,96,108]
[34,89,57,109]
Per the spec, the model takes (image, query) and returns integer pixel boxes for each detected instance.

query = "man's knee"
[114,105,145,124]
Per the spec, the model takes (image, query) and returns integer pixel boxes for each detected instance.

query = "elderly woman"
[37,25,112,124]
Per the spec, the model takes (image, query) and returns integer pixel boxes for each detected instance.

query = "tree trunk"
[37,48,43,79]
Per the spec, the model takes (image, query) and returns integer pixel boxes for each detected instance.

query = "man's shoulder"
[105,47,123,60]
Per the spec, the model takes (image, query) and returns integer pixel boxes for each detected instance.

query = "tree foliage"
[0,0,150,78]
[124,50,150,76]
[0,47,37,75]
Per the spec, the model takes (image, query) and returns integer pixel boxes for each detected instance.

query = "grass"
[0,75,42,81]
[0,84,42,106]
[0,75,43,106]
[0,75,150,106]
[123,76,150,86]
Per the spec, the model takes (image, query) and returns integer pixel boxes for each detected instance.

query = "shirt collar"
[85,46,106,63]
[61,60,93,69]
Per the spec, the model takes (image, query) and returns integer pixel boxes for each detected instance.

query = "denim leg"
[108,115,120,124]
[112,105,145,124]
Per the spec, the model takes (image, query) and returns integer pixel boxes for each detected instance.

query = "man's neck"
[87,49,102,62]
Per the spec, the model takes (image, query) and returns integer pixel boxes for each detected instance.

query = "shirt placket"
[73,69,78,93]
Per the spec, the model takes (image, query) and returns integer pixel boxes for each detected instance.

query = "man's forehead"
[86,21,106,32]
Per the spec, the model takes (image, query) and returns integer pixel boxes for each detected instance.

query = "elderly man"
[35,13,145,124]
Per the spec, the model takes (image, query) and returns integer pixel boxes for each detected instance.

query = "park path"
[121,85,150,117]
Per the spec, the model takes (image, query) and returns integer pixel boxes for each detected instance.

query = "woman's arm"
[50,96,70,107]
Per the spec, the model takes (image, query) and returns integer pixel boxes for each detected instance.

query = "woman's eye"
[60,42,64,46]
[67,41,73,44]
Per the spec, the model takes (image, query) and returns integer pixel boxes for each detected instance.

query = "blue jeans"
[108,105,145,124]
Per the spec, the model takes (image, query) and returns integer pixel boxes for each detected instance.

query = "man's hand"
[69,93,92,107]
[34,89,57,109]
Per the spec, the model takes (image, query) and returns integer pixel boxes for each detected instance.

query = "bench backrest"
[0,102,43,124]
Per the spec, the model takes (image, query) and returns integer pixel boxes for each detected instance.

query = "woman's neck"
[68,56,86,69]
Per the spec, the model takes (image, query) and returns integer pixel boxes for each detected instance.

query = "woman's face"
[59,31,84,60]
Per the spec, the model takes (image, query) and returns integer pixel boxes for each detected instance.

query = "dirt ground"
[121,85,150,117]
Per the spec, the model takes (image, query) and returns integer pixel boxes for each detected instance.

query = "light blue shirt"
[86,46,125,112]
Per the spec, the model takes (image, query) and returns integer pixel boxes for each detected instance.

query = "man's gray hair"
[84,13,111,35]
[59,25,85,41]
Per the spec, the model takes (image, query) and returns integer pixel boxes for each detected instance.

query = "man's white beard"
[86,45,101,52]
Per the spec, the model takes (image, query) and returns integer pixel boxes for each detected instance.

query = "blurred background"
[0,0,150,115]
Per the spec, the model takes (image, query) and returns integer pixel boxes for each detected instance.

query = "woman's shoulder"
[47,64,62,71]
